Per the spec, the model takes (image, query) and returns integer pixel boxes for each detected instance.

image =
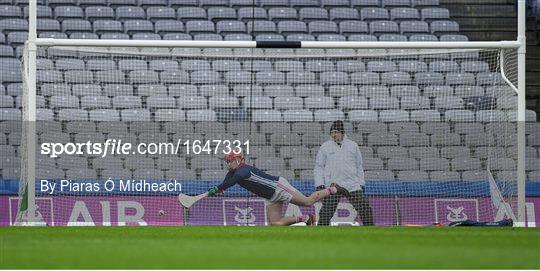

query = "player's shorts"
[267,177,303,205]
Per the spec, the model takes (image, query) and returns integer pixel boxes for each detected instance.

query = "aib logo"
[446,205,468,222]
[234,206,256,225]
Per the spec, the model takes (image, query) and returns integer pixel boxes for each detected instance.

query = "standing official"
[314,120,374,226]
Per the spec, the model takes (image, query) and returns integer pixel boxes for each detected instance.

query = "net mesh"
[15,45,521,226]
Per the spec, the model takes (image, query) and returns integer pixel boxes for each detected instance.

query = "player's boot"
[331,183,350,197]
[306,214,316,226]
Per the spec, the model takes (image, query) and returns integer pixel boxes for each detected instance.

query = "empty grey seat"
[348,110,378,122]
[54,6,84,19]
[415,72,445,85]
[153,20,184,34]
[331,8,360,22]
[115,6,145,21]
[420,158,450,171]
[268,8,297,21]
[401,96,430,110]
[476,72,504,86]
[430,171,460,181]
[329,85,357,97]
[88,109,119,121]
[317,34,347,41]
[391,8,420,21]
[270,133,300,146]
[277,21,307,35]
[146,7,175,21]
[57,109,87,120]
[176,7,206,21]
[238,7,267,21]
[367,132,399,146]
[289,157,315,170]
[295,84,324,97]
[337,21,368,36]
[314,110,345,122]
[186,109,217,121]
[445,110,475,122]
[365,170,395,181]
[398,170,429,181]
[61,19,92,33]
[461,170,489,181]
[299,7,329,21]
[349,34,378,41]
[185,20,215,34]
[216,20,246,34]
[121,109,150,121]
[360,7,389,21]
[438,34,468,42]
[112,96,141,109]
[380,110,409,122]
[320,71,349,85]
[209,96,239,109]
[273,97,302,110]
[382,72,412,85]
[282,110,313,122]
[400,20,429,35]
[208,7,237,21]
[445,73,475,86]
[454,86,484,97]
[254,157,286,171]
[378,146,408,159]
[124,20,154,35]
[383,0,411,7]
[431,133,461,146]
[452,158,481,171]
[363,158,385,170]
[291,0,320,8]
[95,70,125,84]
[409,34,438,41]
[338,96,369,110]
[36,168,65,179]
[260,0,289,7]
[430,20,459,35]
[433,96,463,109]
[370,97,399,110]
[461,61,489,73]
[388,158,419,170]
[378,34,408,41]
[421,7,450,21]
[441,146,471,159]
[308,21,338,35]
[84,6,114,20]
[177,96,207,109]
[199,84,229,97]
[409,146,439,159]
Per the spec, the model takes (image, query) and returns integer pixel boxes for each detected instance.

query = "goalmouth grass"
[1,226,539,269]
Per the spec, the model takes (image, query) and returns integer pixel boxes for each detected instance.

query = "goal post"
[17,0,528,227]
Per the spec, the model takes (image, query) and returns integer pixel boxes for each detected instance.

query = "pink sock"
[325,187,337,195]
[295,215,309,223]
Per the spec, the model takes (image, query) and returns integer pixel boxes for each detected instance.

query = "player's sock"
[295,215,309,223]
[325,187,337,195]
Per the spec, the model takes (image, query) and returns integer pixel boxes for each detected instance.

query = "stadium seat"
[430,171,460,181]
[365,170,395,181]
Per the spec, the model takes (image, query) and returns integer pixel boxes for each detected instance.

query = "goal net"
[14,45,522,226]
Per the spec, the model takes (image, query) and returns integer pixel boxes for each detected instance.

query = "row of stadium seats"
[0,20,460,37]
[1,119,538,134]
[28,59,494,73]
[1,108,538,122]
[1,5,451,21]
[0,95,518,109]
[1,84,516,98]
[2,0,442,9]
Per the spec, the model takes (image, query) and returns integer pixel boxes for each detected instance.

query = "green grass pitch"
[1,226,539,269]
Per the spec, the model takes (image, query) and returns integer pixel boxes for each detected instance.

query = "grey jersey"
[314,135,365,192]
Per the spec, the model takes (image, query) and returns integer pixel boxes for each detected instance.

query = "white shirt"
[314,135,365,192]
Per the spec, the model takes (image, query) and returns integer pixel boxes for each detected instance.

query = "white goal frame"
[21,0,528,226]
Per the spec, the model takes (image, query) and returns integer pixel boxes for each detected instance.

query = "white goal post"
[18,0,528,226]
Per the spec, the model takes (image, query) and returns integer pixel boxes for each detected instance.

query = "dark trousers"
[318,189,374,226]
